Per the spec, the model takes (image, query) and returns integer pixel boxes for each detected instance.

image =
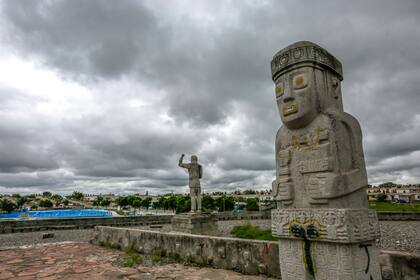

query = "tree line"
[1,192,260,214]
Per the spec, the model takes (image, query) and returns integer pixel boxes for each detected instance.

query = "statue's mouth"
[283,102,298,116]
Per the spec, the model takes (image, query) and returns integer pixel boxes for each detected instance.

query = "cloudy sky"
[0,0,419,195]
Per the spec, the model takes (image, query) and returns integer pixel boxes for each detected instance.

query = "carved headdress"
[271,41,343,82]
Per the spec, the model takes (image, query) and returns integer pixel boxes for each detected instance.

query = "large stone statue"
[179,154,202,212]
[270,41,380,279]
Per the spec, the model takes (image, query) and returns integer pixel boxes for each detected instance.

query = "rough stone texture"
[179,154,203,212]
[171,212,218,235]
[0,242,129,280]
[92,226,281,278]
[379,250,420,280]
[92,226,420,280]
[0,229,94,248]
[270,41,380,279]
[133,263,279,280]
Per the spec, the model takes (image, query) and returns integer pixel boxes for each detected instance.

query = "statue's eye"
[275,83,284,97]
[293,75,307,89]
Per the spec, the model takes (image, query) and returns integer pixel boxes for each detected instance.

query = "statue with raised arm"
[179,154,203,212]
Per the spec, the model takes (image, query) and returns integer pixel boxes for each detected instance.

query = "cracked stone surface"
[0,242,278,280]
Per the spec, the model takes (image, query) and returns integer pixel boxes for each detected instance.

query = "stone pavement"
[0,242,278,279]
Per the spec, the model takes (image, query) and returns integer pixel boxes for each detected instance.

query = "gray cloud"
[0,0,419,194]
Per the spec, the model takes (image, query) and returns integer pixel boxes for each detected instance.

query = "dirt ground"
[0,242,278,280]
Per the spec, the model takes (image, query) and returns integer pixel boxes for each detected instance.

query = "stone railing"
[92,226,420,280]
[377,212,420,221]
[0,211,271,234]
[0,215,173,234]
[380,250,420,280]
[215,211,271,220]
[2,210,416,235]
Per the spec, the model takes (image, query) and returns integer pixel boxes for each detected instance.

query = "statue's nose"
[283,85,294,103]
[283,96,294,103]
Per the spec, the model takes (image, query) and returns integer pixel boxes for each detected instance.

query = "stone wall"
[93,226,420,280]
[0,211,271,234]
[380,251,420,280]
[1,210,417,234]
[216,211,271,220]
[0,215,173,234]
[92,226,280,278]
[377,212,420,221]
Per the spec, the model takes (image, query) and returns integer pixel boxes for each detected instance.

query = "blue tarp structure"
[0,209,112,220]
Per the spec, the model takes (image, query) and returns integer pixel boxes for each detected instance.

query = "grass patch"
[230,224,278,241]
[123,249,142,267]
[110,243,121,250]
[115,209,126,216]
[369,202,420,212]
[168,252,182,262]
[149,249,166,264]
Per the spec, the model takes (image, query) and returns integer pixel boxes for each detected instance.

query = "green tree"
[378,182,397,188]
[377,194,387,202]
[156,196,167,209]
[175,195,191,213]
[71,191,84,201]
[132,198,142,208]
[141,197,152,208]
[216,195,235,212]
[202,195,215,211]
[115,196,130,207]
[100,199,111,207]
[63,199,69,206]
[0,199,17,213]
[51,194,62,202]
[164,195,177,211]
[16,196,28,210]
[42,191,52,198]
[92,196,104,206]
[39,199,53,208]
[246,198,259,211]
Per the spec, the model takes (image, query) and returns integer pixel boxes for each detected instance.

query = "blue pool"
[0,209,112,220]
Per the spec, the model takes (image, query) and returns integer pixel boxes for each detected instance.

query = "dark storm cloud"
[0,0,419,193]
[0,86,59,173]
[2,0,164,79]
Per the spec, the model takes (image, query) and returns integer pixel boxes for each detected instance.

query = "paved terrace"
[0,242,277,280]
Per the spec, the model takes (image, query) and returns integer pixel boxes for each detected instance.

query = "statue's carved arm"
[178,154,189,169]
[273,129,293,204]
[308,123,367,201]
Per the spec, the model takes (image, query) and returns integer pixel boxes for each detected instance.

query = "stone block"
[171,212,218,235]
[42,232,54,239]
[272,208,380,243]
[278,239,381,279]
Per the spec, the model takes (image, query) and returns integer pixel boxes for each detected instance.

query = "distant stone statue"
[179,154,202,212]
[270,41,380,279]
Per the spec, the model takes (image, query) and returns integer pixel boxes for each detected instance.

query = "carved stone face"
[274,66,318,129]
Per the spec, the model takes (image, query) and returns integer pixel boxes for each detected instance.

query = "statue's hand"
[272,179,293,204]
